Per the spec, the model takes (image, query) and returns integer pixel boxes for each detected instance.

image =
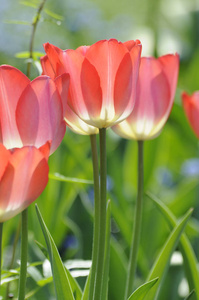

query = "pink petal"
[43,43,66,75]
[55,73,98,134]
[0,144,10,180]
[54,73,70,115]
[80,58,102,124]
[114,53,133,117]
[39,141,51,161]
[41,55,56,79]
[0,65,30,148]
[0,146,49,222]
[124,39,141,51]
[16,76,66,154]
[158,54,179,101]
[84,39,130,112]
[182,91,199,138]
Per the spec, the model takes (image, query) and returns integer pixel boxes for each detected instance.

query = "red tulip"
[182,91,199,138]
[0,65,66,153]
[41,39,142,128]
[0,143,49,222]
[112,54,179,140]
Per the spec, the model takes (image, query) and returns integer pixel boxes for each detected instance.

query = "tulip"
[112,54,179,140]
[0,143,49,222]
[0,65,66,153]
[182,91,199,138]
[41,39,142,128]
[111,53,179,298]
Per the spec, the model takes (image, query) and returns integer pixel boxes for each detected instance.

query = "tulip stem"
[0,222,3,287]
[93,128,107,300]
[5,219,21,299]
[18,208,28,300]
[125,140,144,299]
[27,0,47,77]
[89,134,100,300]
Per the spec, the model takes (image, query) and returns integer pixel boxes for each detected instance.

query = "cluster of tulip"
[0,38,198,299]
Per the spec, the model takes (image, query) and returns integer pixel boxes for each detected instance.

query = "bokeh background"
[0,0,199,299]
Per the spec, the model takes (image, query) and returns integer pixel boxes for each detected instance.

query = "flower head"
[41,39,142,129]
[0,65,66,153]
[0,143,49,222]
[112,54,179,140]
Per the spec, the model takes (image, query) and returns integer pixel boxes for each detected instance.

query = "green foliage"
[127,278,158,300]
[147,209,193,300]
[36,204,75,300]
[147,192,199,300]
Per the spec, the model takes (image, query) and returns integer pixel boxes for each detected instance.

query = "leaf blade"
[35,204,75,300]
[146,208,193,300]
[147,192,199,300]
[127,278,158,300]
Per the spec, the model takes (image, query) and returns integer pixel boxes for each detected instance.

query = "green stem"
[27,0,47,77]
[93,128,107,300]
[89,134,100,300]
[18,208,28,300]
[5,219,21,299]
[125,140,144,299]
[0,223,3,287]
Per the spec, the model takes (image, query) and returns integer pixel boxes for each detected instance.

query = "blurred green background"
[0,0,199,299]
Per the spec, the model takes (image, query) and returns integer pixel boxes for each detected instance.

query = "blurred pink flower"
[182,91,199,138]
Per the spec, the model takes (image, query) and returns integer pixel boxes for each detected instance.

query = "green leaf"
[146,208,193,300]
[101,199,111,299]
[35,204,75,300]
[65,267,82,300]
[81,272,90,300]
[147,192,199,300]
[184,290,195,300]
[44,8,64,20]
[34,240,48,257]
[20,1,38,8]
[109,238,127,300]
[15,51,45,59]
[49,172,93,184]
[3,20,31,25]
[127,278,158,300]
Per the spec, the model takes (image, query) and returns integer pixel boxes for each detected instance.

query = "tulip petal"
[39,141,51,161]
[0,65,30,149]
[84,39,130,110]
[182,91,199,138]
[0,146,49,222]
[0,144,11,180]
[16,76,66,154]
[43,43,66,75]
[80,58,102,125]
[55,73,98,134]
[41,55,56,79]
[159,54,179,101]
[114,53,133,118]
[54,73,70,115]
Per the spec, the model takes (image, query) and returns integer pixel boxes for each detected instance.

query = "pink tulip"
[112,54,179,140]
[182,91,199,138]
[0,65,66,153]
[0,143,49,222]
[41,39,142,129]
